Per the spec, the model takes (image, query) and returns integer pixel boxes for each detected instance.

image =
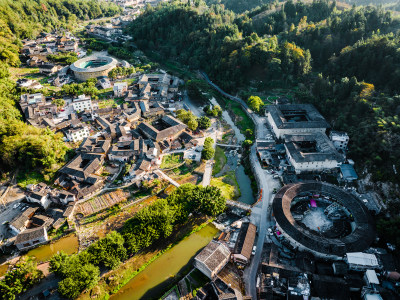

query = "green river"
[110,224,219,300]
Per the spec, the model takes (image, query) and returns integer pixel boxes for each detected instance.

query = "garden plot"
[77,190,128,216]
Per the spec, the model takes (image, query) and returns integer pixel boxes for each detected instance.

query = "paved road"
[154,170,181,187]
[183,90,203,117]
[201,160,214,187]
[17,274,59,300]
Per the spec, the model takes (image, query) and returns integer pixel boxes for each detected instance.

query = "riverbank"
[78,216,214,300]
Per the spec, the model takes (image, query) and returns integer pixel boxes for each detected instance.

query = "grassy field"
[160,153,184,169]
[228,100,255,137]
[167,161,201,185]
[210,171,240,200]
[97,99,116,109]
[17,171,46,188]
[9,67,40,80]
[212,146,227,175]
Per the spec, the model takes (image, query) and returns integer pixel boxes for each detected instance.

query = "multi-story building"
[114,81,128,97]
[66,125,90,142]
[72,95,93,112]
[267,104,330,139]
[329,131,349,151]
[284,133,344,173]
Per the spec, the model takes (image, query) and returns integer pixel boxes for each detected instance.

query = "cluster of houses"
[85,8,137,42]
[192,220,257,299]
[256,103,357,184]
[21,31,81,70]
[258,241,398,300]
[8,184,76,251]
[86,22,132,43]
[9,71,200,253]
[108,0,168,10]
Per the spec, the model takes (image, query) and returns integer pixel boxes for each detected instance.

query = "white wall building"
[113,81,128,97]
[329,131,349,151]
[267,104,330,139]
[345,252,380,271]
[72,95,93,112]
[66,126,90,142]
[284,133,344,173]
[194,241,230,279]
[15,227,48,251]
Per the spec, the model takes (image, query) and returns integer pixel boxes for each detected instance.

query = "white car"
[267,228,273,235]
[252,246,256,255]
[13,203,21,209]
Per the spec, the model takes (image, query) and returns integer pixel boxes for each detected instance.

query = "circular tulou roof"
[272,181,375,257]
[70,56,118,73]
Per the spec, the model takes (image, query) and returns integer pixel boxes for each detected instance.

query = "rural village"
[0,1,399,300]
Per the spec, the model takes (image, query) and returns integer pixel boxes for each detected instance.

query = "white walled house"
[194,241,230,279]
[267,104,330,139]
[329,131,349,151]
[284,133,344,173]
[72,95,93,112]
[15,227,48,251]
[25,184,52,209]
[113,82,128,97]
[66,126,90,142]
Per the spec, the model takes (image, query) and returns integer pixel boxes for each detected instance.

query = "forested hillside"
[129,0,400,190]
[0,0,121,179]
[205,0,272,13]
[130,3,311,90]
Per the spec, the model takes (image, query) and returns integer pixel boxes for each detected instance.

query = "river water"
[210,97,245,142]
[210,97,254,204]
[110,224,219,300]
[0,263,8,277]
[236,165,255,205]
[25,234,79,262]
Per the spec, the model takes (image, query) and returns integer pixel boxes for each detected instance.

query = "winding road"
[201,71,279,299]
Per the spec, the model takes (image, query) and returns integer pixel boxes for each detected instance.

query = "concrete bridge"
[226,200,252,211]
[216,143,241,149]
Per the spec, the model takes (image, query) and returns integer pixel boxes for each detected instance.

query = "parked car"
[252,246,256,255]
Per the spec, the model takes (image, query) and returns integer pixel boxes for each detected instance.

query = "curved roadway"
[200,72,279,299]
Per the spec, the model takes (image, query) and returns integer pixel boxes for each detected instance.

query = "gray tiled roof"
[268,104,330,129]
[272,182,375,257]
[284,133,344,163]
[15,227,47,245]
[195,241,230,272]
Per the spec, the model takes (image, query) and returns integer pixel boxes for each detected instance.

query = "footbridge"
[226,200,252,211]
[216,143,241,148]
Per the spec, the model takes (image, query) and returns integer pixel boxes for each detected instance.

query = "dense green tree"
[86,231,127,269]
[247,95,264,113]
[52,98,65,108]
[187,118,198,131]
[0,258,43,300]
[57,263,100,299]
[47,52,78,65]
[176,109,198,130]
[198,116,211,129]
[202,137,215,160]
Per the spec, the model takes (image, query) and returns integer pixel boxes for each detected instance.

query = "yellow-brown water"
[25,234,79,262]
[110,224,218,300]
[0,263,9,277]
